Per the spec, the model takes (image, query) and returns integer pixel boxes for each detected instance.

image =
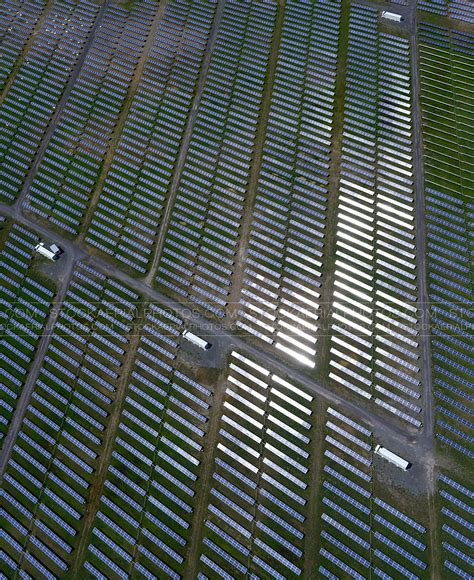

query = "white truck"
[182,330,211,350]
[375,445,410,471]
[381,10,403,22]
[34,242,61,261]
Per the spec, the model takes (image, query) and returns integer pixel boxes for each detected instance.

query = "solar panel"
[324,466,371,498]
[324,450,371,482]
[321,531,370,568]
[260,489,305,523]
[443,560,471,580]
[212,486,255,524]
[374,514,425,550]
[205,520,250,556]
[200,554,234,580]
[374,498,426,533]
[254,538,302,575]
[257,504,304,539]
[88,545,128,580]
[203,537,248,574]
[325,435,371,466]
[320,548,365,580]
[148,495,190,529]
[323,497,370,532]
[252,555,286,580]
[374,532,427,569]
[138,545,180,580]
[322,513,370,550]
[213,472,255,505]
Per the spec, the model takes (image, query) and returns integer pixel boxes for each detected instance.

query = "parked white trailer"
[375,445,410,470]
[35,242,61,261]
[381,10,403,22]
[182,330,211,350]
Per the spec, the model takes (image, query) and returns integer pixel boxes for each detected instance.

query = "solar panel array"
[418,25,474,460]
[156,0,277,318]
[236,0,341,368]
[198,351,315,578]
[417,0,474,24]
[426,190,473,460]
[0,0,99,202]
[419,25,473,200]
[328,4,422,428]
[25,0,159,234]
[82,304,213,578]
[438,473,473,579]
[318,407,429,579]
[0,2,472,578]
[1,263,138,577]
[85,0,217,272]
[0,221,55,448]
[0,0,46,92]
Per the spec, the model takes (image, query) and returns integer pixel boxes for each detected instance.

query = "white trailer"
[381,10,403,22]
[35,243,60,261]
[375,445,410,470]
[182,330,211,350]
